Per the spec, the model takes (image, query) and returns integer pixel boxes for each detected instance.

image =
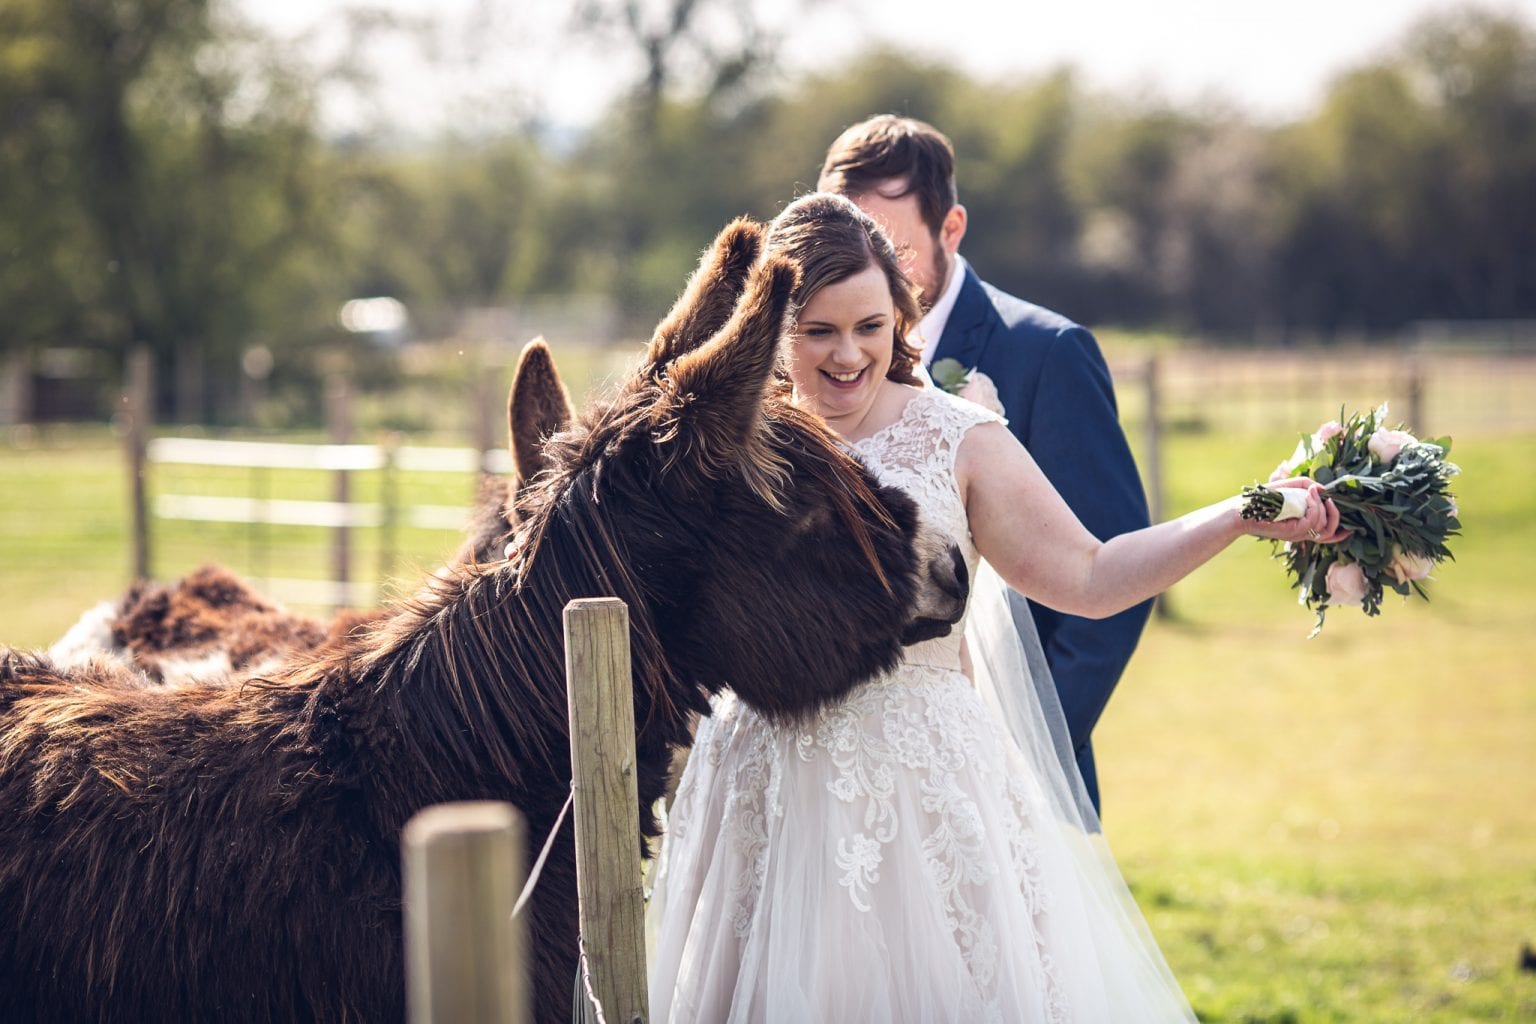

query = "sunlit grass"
[1097,429,1536,1022]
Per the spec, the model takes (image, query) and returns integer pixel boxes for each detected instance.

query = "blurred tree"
[0,0,109,357]
[0,0,335,422]
[1066,101,1197,324]
[1158,119,1283,335]
[566,0,822,329]
[1272,5,1536,333]
[1405,6,1536,320]
[944,70,1087,315]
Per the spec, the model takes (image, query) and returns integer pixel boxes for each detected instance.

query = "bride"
[646,192,1345,1022]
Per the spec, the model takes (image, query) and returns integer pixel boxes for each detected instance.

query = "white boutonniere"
[931,358,1005,416]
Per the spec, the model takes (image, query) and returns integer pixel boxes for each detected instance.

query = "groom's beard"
[920,245,952,313]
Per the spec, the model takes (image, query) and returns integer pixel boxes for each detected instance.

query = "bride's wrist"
[1219,495,1251,539]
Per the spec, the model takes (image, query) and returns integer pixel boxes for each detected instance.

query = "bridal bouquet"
[1240,404,1461,636]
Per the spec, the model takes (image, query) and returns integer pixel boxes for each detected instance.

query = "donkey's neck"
[311,564,697,841]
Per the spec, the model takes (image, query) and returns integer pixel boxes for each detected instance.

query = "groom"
[818,114,1152,813]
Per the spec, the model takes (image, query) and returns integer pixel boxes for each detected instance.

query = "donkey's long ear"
[657,255,798,461]
[644,217,764,371]
[507,337,573,486]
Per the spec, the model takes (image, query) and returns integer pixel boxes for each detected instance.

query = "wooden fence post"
[125,345,153,581]
[564,598,648,1024]
[1,348,31,428]
[325,365,353,610]
[1141,355,1171,619]
[469,348,498,477]
[1405,351,1425,432]
[403,801,529,1024]
[379,431,401,598]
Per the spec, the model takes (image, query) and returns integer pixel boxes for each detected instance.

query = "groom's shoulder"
[974,275,1084,340]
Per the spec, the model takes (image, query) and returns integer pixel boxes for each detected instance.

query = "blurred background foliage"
[3,0,1536,426]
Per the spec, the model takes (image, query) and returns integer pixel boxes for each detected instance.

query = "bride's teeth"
[827,369,862,382]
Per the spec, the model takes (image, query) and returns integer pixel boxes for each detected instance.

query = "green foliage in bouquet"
[1241,404,1461,636]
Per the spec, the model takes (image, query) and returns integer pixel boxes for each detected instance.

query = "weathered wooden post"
[325,363,353,610]
[564,598,649,1024]
[1405,350,1426,434]
[124,345,153,581]
[469,346,499,478]
[1,348,31,427]
[1141,354,1170,618]
[403,801,529,1024]
[379,431,401,599]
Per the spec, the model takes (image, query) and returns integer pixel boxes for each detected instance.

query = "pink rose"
[1324,561,1368,607]
[1271,422,1345,482]
[1367,428,1417,465]
[957,371,1005,417]
[1269,437,1310,482]
[1384,547,1434,583]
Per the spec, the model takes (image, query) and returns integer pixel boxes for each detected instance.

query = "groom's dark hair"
[817,115,958,238]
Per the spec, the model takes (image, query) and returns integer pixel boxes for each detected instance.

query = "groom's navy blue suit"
[932,265,1152,812]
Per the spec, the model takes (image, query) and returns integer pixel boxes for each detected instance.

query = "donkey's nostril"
[944,545,968,601]
[928,544,968,605]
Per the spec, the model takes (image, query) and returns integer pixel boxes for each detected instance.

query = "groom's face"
[849,184,953,312]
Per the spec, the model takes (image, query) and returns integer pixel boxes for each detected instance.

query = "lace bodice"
[848,386,1005,672]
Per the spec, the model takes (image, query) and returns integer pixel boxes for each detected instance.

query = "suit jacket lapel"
[930,266,995,369]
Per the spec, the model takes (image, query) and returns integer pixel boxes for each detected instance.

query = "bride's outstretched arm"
[960,421,1345,620]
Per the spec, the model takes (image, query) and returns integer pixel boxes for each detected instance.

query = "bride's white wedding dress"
[648,386,1196,1022]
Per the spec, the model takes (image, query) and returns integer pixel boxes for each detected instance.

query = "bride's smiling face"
[788,263,894,428]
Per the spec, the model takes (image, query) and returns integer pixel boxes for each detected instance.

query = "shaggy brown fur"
[0,224,965,1022]
[111,565,332,677]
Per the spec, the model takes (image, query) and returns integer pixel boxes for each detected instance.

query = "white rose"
[957,371,1005,417]
[1367,428,1417,465]
[1384,547,1434,583]
[1270,437,1310,482]
[1324,561,1369,608]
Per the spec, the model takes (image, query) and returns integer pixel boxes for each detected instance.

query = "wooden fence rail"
[136,435,514,607]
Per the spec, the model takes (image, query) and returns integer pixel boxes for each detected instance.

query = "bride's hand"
[1242,479,1349,544]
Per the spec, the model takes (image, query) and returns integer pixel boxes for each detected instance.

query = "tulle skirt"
[647,667,1196,1023]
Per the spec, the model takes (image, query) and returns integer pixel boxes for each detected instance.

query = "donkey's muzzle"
[902,542,968,644]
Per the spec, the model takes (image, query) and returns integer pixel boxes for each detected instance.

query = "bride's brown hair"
[763,192,924,387]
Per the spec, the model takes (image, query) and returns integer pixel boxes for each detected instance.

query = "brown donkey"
[0,227,966,1023]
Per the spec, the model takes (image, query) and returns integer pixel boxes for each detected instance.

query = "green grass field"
[1,418,1532,1022]
[1097,431,1536,1022]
